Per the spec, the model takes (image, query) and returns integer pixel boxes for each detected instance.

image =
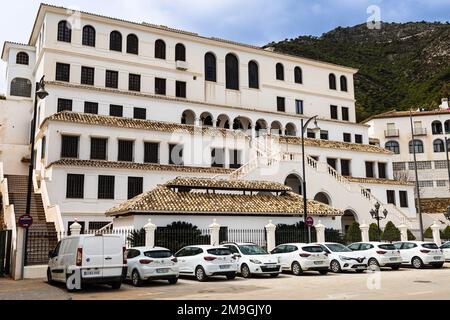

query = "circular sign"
[305,216,314,227]
[18,214,33,228]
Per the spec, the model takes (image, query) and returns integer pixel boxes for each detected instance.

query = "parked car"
[125,247,179,286]
[393,241,445,269]
[314,242,367,273]
[270,243,329,275]
[47,234,126,291]
[441,241,450,262]
[347,242,401,270]
[174,245,238,281]
[222,242,281,278]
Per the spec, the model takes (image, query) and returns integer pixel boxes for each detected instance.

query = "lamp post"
[370,202,388,241]
[23,76,48,268]
[300,115,320,243]
[445,137,450,192]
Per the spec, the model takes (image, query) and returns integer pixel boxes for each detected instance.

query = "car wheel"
[391,265,400,270]
[111,282,121,290]
[47,268,54,285]
[330,260,342,273]
[240,264,251,278]
[411,257,423,269]
[270,273,279,278]
[132,269,143,287]
[226,272,236,280]
[195,266,208,282]
[368,258,380,271]
[291,261,302,276]
[319,270,328,275]
[168,277,178,284]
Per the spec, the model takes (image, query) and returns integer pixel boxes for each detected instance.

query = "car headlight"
[250,259,262,264]
[339,256,352,261]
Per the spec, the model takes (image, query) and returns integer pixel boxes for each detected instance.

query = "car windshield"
[378,244,396,250]
[207,248,232,256]
[238,245,268,255]
[325,243,352,252]
[422,243,439,249]
[144,250,172,258]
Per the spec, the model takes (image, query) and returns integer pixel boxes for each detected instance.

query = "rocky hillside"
[267,22,450,122]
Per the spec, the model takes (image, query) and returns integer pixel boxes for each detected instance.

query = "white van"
[47,234,127,291]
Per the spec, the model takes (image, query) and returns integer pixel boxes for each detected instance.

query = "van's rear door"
[81,236,104,279]
[102,235,124,278]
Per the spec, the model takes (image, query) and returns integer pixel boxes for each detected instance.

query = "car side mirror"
[233,253,241,258]
[48,250,55,259]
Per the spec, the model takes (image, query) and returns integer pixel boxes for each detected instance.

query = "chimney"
[440,98,449,110]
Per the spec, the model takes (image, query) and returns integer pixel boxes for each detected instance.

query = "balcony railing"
[384,129,399,138]
[413,127,427,136]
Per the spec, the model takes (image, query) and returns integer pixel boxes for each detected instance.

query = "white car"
[315,242,367,273]
[222,242,281,278]
[347,242,402,270]
[441,241,450,262]
[271,243,329,275]
[47,234,126,291]
[393,241,445,269]
[174,245,238,281]
[125,247,179,286]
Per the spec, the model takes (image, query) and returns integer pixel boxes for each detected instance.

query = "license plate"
[219,265,230,270]
[265,266,278,270]
[389,257,398,261]
[314,261,324,265]
[83,270,100,276]
[156,268,169,274]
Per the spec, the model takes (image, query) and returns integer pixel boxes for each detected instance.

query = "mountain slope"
[267,22,450,122]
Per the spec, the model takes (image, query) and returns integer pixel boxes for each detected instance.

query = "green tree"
[155,221,210,253]
[407,229,416,241]
[423,227,433,239]
[443,226,450,241]
[127,228,145,247]
[369,223,381,241]
[344,222,361,243]
[381,221,401,242]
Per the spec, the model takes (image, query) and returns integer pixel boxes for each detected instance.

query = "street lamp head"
[375,202,381,210]
[370,209,376,219]
[383,209,388,219]
[311,119,321,134]
[36,87,49,100]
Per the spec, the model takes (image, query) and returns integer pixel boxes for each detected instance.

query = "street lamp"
[370,202,388,241]
[445,137,450,192]
[301,115,320,243]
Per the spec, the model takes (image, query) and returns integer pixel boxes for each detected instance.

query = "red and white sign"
[305,216,314,227]
[18,214,33,228]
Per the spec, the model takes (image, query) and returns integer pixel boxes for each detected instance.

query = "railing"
[413,127,427,136]
[225,229,266,247]
[38,177,65,238]
[384,129,399,138]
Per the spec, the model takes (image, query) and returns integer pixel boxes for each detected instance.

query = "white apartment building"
[1,4,423,236]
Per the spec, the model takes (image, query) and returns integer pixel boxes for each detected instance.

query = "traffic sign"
[18,214,33,228]
[305,216,314,227]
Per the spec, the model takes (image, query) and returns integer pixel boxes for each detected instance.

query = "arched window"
[276,63,284,81]
[225,53,239,90]
[409,139,424,154]
[16,52,29,65]
[57,20,71,43]
[433,139,445,153]
[175,43,186,61]
[248,60,259,89]
[82,25,96,47]
[340,76,348,92]
[445,120,450,134]
[294,66,302,84]
[126,34,139,54]
[385,141,400,154]
[10,78,32,97]
[329,73,337,90]
[110,31,122,52]
[431,121,443,135]
[204,52,216,82]
[155,39,166,59]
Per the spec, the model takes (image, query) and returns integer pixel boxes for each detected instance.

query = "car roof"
[184,245,228,249]
[132,246,170,251]
[394,241,436,244]
[224,242,257,246]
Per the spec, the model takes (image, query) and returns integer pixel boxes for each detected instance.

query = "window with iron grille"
[295,100,303,115]
[169,144,183,165]
[133,107,146,120]
[56,63,70,82]
[88,221,109,231]
[294,67,302,84]
[16,52,29,65]
[155,40,166,59]
[248,61,259,89]
[129,74,141,92]
[386,190,396,205]
[84,101,98,114]
[330,105,338,119]
[61,135,79,158]
[226,54,239,90]
[57,98,72,112]
[90,138,107,160]
[128,177,143,199]
[82,25,96,47]
[175,43,186,61]
[41,136,46,159]
[378,163,387,179]
[110,31,122,52]
[211,148,225,168]
[155,78,166,95]
[57,21,72,43]
[176,81,186,98]
[106,70,119,88]
[434,160,448,169]
[355,134,363,144]
[320,130,329,140]
[436,180,447,187]
[204,52,216,82]
[144,142,159,163]
[118,140,134,162]
[127,34,139,55]
[10,78,32,97]
[109,104,123,117]
[81,66,95,85]
[276,63,284,81]
[229,149,242,169]
[342,107,349,121]
[393,162,406,171]
[343,133,351,143]
[98,175,115,199]
[277,97,285,112]
[365,162,374,178]
[399,191,408,208]
[408,161,432,170]
[66,174,84,199]
[418,180,433,188]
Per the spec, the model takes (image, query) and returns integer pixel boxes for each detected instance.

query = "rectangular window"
[378,163,387,179]
[393,162,406,171]
[118,140,134,162]
[129,74,141,92]
[155,78,166,95]
[169,144,183,165]
[90,138,107,160]
[84,101,98,114]
[133,107,146,120]
[127,177,143,200]
[342,107,349,121]
[330,105,338,120]
[408,161,432,170]
[386,190,396,205]
[211,148,225,168]
[229,150,242,169]
[418,180,434,188]
[105,70,119,89]
[98,175,115,200]
[61,135,79,158]
[109,104,123,117]
[57,98,72,112]
[307,129,316,139]
[320,130,329,140]
[56,63,70,82]
[144,142,159,164]
[365,162,375,178]
[295,99,303,115]
[66,174,84,199]
[399,191,408,208]
[81,66,95,85]
[355,134,363,144]
[41,136,46,159]
[341,159,351,176]
[277,97,286,112]
[327,158,337,170]
[176,81,186,98]
[434,160,448,169]
[343,133,351,143]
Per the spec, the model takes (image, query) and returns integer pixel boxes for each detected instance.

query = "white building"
[1,4,422,237]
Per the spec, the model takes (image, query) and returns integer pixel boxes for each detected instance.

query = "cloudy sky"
[1,0,449,93]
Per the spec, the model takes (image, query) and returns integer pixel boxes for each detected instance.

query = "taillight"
[420,249,430,254]
[376,250,387,255]
[139,259,153,264]
[299,253,310,258]
[123,246,127,264]
[76,247,83,266]
[204,256,217,261]
[171,257,178,263]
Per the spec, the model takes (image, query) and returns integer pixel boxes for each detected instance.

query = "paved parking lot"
[1,264,449,300]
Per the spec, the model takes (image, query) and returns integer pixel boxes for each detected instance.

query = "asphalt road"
[1,264,449,300]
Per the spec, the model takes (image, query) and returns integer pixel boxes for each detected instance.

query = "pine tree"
[443,226,450,241]
[369,223,381,241]
[345,222,361,243]
[381,221,401,242]
[407,229,416,241]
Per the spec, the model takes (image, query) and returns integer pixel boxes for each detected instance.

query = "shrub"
[381,221,401,242]
[443,226,450,241]
[423,227,433,239]
[155,221,210,253]
[344,222,361,243]
[407,229,416,241]
[127,228,145,247]
[369,223,381,241]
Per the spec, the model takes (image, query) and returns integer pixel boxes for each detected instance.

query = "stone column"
[359,221,370,242]
[430,221,442,246]
[144,219,157,248]
[70,220,82,236]
[209,219,221,246]
[265,220,276,252]
[315,221,325,243]
[397,223,408,242]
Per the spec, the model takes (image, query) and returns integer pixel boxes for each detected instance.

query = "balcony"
[176,60,189,71]
[413,127,427,136]
[384,129,399,138]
